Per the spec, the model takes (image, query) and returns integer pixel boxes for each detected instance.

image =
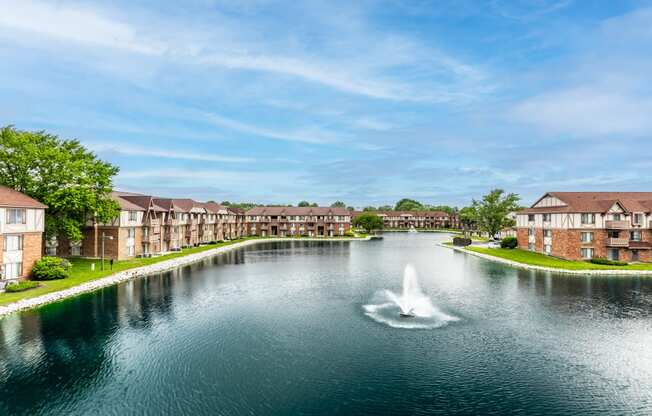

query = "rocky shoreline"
[0,236,370,318]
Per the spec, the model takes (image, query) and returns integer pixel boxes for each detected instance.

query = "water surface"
[2,233,652,415]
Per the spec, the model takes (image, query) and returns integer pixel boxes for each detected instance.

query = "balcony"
[607,238,629,247]
[605,220,630,229]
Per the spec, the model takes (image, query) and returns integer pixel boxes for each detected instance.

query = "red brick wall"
[23,232,43,278]
[517,228,529,250]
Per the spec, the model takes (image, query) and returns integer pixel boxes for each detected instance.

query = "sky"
[1,0,652,208]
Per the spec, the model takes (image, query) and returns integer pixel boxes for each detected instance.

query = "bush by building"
[589,258,627,266]
[31,257,72,280]
[500,236,518,249]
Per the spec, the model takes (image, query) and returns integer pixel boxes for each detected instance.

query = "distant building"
[0,185,47,283]
[353,211,459,230]
[517,192,652,262]
[246,207,351,237]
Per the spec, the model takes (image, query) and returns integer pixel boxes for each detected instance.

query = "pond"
[1,233,652,415]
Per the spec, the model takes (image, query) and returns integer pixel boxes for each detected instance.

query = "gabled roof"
[0,185,48,209]
[111,193,146,211]
[522,192,652,214]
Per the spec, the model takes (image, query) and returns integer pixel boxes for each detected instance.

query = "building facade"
[246,207,351,237]
[353,211,459,230]
[0,186,47,283]
[517,192,652,262]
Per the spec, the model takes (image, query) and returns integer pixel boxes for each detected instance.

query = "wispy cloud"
[89,143,254,163]
[0,0,489,103]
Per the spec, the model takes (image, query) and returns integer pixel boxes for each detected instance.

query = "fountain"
[363,264,458,329]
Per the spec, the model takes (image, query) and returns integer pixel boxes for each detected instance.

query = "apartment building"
[246,207,351,237]
[54,192,237,261]
[517,192,652,262]
[0,186,47,283]
[354,211,459,230]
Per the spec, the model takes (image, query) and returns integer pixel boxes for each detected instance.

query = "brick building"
[517,192,652,262]
[0,185,47,283]
[246,206,351,237]
[353,211,459,230]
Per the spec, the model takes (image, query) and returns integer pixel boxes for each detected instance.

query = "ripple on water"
[363,301,459,329]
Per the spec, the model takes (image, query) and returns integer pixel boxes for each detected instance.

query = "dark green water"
[1,233,652,415]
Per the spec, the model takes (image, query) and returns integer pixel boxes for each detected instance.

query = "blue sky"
[1,0,652,208]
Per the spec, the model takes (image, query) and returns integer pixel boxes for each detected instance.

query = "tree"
[362,206,377,212]
[470,189,520,239]
[330,201,346,208]
[0,126,119,242]
[346,206,355,211]
[394,198,424,211]
[378,205,393,211]
[352,213,384,234]
[458,206,477,233]
[298,201,310,207]
[428,205,455,214]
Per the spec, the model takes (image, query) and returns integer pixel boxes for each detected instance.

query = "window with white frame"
[4,235,23,251]
[544,244,552,254]
[631,230,642,241]
[70,243,81,256]
[580,232,593,243]
[543,229,552,238]
[6,208,26,224]
[581,213,595,224]
[633,213,644,225]
[127,245,135,256]
[127,228,136,238]
[528,214,535,222]
[528,228,535,236]
[129,211,137,221]
[528,243,535,251]
[581,248,594,259]
[2,262,22,279]
[542,213,551,222]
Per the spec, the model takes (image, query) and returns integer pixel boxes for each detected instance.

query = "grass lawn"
[464,247,652,271]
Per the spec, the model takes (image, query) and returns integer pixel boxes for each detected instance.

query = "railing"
[607,237,629,247]
[605,220,630,229]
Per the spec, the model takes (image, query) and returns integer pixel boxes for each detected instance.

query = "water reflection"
[0,235,651,415]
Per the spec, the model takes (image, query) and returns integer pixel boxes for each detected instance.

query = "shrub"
[343,231,355,237]
[31,257,72,280]
[452,237,472,246]
[500,236,518,249]
[5,280,39,292]
[589,257,627,266]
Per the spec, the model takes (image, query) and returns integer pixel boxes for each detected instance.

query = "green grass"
[0,235,369,306]
[464,247,652,271]
[4,280,40,293]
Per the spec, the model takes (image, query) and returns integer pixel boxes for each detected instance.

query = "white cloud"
[513,87,652,137]
[0,0,488,102]
[89,143,254,163]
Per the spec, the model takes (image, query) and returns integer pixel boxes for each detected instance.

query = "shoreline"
[0,236,370,318]
[440,243,652,276]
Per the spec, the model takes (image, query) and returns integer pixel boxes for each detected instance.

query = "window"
[542,213,551,222]
[543,229,552,238]
[127,228,136,238]
[127,245,135,256]
[630,231,642,242]
[581,248,594,259]
[2,262,22,279]
[528,228,535,236]
[544,244,552,254]
[71,243,81,256]
[580,232,593,243]
[129,211,137,221]
[613,213,621,221]
[581,213,595,224]
[6,208,26,224]
[46,245,57,256]
[608,230,620,239]
[528,243,535,251]
[4,235,23,251]
[633,213,644,225]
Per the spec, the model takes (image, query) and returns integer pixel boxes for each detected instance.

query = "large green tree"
[352,213,384,234]
[0,126,119,242]
[394,198,424,211]
[330,201,346,208]
[469,189,520,238]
